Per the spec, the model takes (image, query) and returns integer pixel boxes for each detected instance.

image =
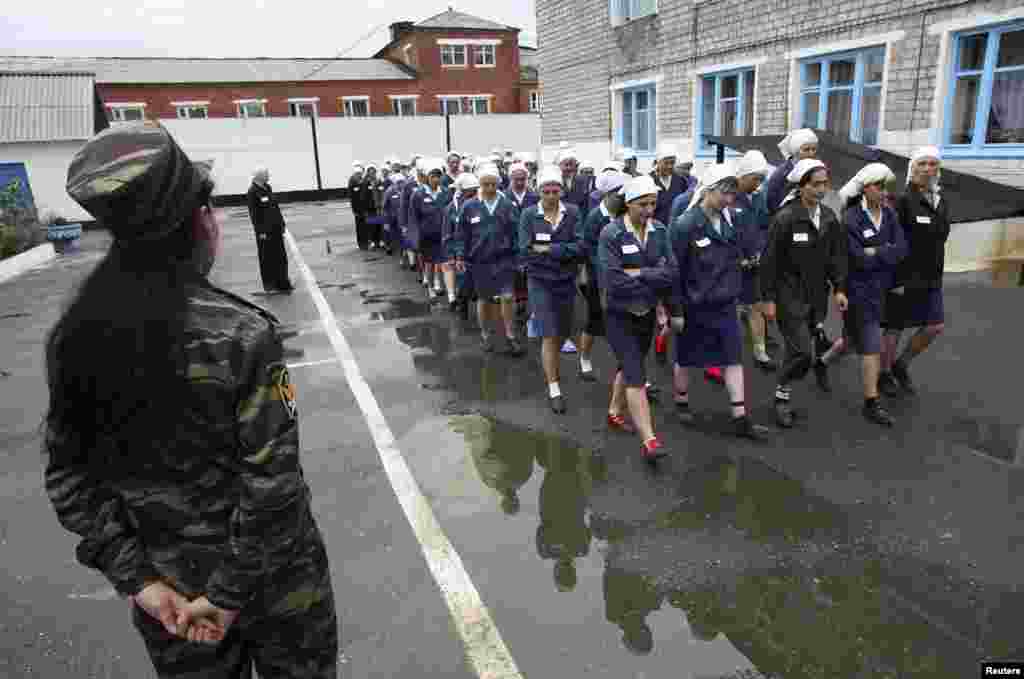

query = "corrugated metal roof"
[0,72,95,143]
[0,57,414,84]
[415,9,515,31]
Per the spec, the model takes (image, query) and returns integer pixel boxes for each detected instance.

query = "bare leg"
[863,354,880,399]
[821,337,847,364]
[444,264,457,302]
[880,330,900,372]
[899,323,945,364]
[626,386,655,442]
[749,303,768,360]
[609,370,627,416]
[499,298,517,339]
[723,365,746,417]
[542,337,562,386]
[672,363,690,404]
[579,332,594,363]
[477,300,493,338]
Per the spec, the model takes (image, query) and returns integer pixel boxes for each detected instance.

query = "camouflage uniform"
[45,281,338,678]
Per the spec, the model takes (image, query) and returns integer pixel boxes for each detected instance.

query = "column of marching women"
[353,137,950,462]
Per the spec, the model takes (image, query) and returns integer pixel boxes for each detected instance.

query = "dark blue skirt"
[606,309,656,387]
[528,277,575,338]
[843,303,882,355]
[420,237,445,263]
[883,287,944,329]
[472,257,518,300]
[740,270,760,305]
[675,304,743,367]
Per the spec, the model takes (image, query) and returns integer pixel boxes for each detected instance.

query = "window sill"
[940,145,1024,159]
[474,64,497,69]
[694,148,741,158]
[442,64,468,69]
[610,12,658,28]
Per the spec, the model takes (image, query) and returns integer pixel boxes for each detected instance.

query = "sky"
[0,0,537,58]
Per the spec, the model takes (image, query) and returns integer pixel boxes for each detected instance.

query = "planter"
[47,223,82,241]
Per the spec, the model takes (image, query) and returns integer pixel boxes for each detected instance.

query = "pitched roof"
[0,71,95,143]
[415,9,517,31]
[0,57,414,85]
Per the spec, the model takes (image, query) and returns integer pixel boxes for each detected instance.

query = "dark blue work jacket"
[409,186,451,249]
[843,202,907,309]
[561,175,591,216]
[518,202,582,285]
[507,189,539,213]
[732,190,771,255]
[455,195,521,266]
[671,206,744,311]
[398,179,419,232]
[598,218,675,315]
[649,171,689,228]
[765,158,796,215]
[582,204,613,287]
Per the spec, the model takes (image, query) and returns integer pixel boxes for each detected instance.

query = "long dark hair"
[43,181,215,468]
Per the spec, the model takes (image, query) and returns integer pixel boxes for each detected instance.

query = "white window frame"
[287,97,319,118]
[474,44,496,68]
[441,44,467,68]
[388,95,419,117]
[341,96,370,117]
[529,90,541,113]
[106,103,146,122]
[436,95,492,116]
[609,0,658,27]
[234,99,268,118]
[172,101,209,119]
[695,67,757,156]
[797,46,886,145]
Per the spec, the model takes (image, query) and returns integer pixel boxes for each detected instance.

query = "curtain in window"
[987,71,1024,143]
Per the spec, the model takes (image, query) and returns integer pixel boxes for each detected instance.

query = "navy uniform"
[580,203,615,342]
[732,189,770,307]
[408,184,451,265]
[382,177,404,255]
[764,158,796,215]
[398,175,420,263]
[247,179,293,293]
[455,194,521,302]
[50,123,337,679]
[649,170,688,228]
[561,175,591,217]
[507,187,539,213]
[518,201,582,339]
[348,172,371,250]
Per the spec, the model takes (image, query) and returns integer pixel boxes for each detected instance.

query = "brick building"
[536,0,1024,188]
[0,9,540,121]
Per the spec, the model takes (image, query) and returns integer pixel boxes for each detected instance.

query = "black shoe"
[755,357,777,372]
[505,338,525,357]
[878,372,901,398]
[449,299,458,312]
[733,415,765,440]
[480,335,494,353]
[891,360,916,395]
[579,369,597,382]
[863,401,895,427]
[813,359,832,393]
[459,302,470,321]
[675,402,695,426]
[775,400,795,428]
[646,383,661,401]
[550,395,566,414]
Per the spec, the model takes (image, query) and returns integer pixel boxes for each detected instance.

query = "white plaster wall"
[316,116,447,189]
[0,141,90,222]
[450,114,542,161]
[161,118,316,195]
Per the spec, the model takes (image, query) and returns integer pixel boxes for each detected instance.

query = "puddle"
[945,416,1024,464]
[365,297,433,321]
[446,417,1009,677]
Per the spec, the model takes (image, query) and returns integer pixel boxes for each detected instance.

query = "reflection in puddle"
[945,416,1024,464]
[454,416,999,676]
[367,297,432,320]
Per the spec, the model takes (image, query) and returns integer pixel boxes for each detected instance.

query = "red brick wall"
[97,28,527,119]
[518,81,540,115]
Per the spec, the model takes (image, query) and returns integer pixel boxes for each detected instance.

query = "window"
[945,21,1024,154]
[235,100,267,118]
[439,96,490,115]
[609,0,657,26]
[472,97,490,114]
[288,99,318,118]
[475,45,496,67]
[107,104,145,122]
[341,97,369,117]
[799,46,884,145]
[529,90,541,112]
[174,102,208,119]
[391,97,417,116]
[440,97,462,115]
[620,86,656,153]
[697,69,755,154]
[441,44,466,67]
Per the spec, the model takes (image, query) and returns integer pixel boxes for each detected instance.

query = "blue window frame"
[943,21,1024,157]
[696,68,755,156]
[609,0,657,26]
[799,46,884,145]
[620,85,656,154]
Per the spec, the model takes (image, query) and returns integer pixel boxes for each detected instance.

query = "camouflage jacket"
[44,282,320,611]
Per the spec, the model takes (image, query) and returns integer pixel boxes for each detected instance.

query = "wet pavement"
[1,200,1023,678]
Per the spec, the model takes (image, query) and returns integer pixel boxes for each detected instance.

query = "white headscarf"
[455,173,480,192]
[838,162,895,203]
[557,147,579,164]
[422,157,445,175]
[688,163,738,210]
[603,160,625,173]
[476,164,501,180]
[777,129,819,159]
[655,143,678,162]
[252,167,269,185]
[537,167,563,189]
[624,175,661,203]
[508,162,529,177]
[780,158,828,206]
[618,147,637,161]
[579,159,595,171]
[906,146,942,205]
[735,150,770,178]
[596,171,628,195]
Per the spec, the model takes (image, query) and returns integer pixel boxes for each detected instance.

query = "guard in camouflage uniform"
[43,122,337,678]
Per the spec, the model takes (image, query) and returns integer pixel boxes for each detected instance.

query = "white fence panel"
[316,117,446,189]
[160,118,316,195]
[450,114,542,159]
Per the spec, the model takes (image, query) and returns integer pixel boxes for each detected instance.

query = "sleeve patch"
[271,365,298,420]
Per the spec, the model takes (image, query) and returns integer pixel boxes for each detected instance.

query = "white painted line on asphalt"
[287,357,342,370]
[284,231,524,679]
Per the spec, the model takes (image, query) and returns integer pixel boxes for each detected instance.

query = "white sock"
[548,382,562,398]
[754,343,770,362]
[448,291,456,302]
[580,357,594,373]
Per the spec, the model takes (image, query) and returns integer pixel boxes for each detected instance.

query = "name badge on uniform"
[425,198,433,203]
[916,216,931,224]
[260,196,269,203]
[471,216,481,224]
[622,243,640,254]
[862,228,876,238]
[695,238,711,248]
[353,187,360,191]
[536,232,552,242]
[793,232,809,243]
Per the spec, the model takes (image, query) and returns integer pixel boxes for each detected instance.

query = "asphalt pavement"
[1,200,1022,679]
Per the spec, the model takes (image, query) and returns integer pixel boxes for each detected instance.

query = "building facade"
[536,0,1024,188]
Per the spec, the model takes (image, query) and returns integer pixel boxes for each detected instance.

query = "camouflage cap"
[66,122,209,242]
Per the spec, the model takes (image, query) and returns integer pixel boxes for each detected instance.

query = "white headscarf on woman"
[537,167,563,190]
[252,167,269,186]
[906,145,942,207]
[838,162,895,203]
[624,175,661,203]
[596,171,628,195]
[734,150,770,179]
[780,158,827,207]
[476,164,501,181]
[777,129,819,159]
[688,163,738,210]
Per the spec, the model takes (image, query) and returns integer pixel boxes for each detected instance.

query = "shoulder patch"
[270,364,298,420]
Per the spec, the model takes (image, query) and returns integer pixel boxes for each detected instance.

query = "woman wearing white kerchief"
[669,165,765,440]
[879,146,949,397]
[765,129,819,214]
[760,158,849,428]
[442,172,479,312]
[518,167,583,414]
